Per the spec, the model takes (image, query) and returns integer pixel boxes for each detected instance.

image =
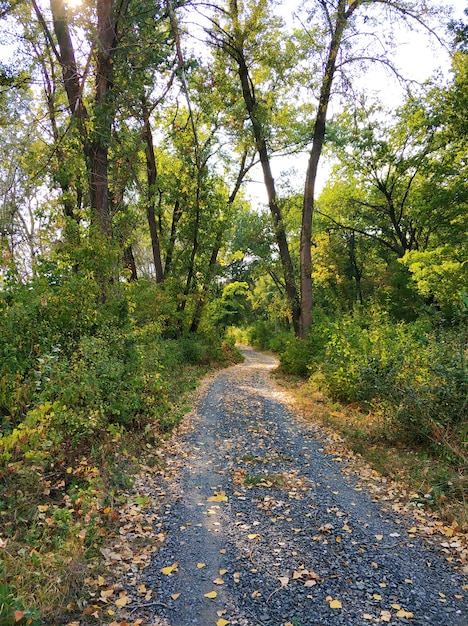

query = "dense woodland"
[0,0,467,621]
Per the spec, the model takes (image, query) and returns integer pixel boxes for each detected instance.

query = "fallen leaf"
[278,576,289,587]
[219,569,228,575]
[161,562,178,575]
[115,596,128,608]
[204,591,217,599]
[219,549,226,554]
[248,533,260,540]
[396,609,414,618]
[380,610,391,622]
[171,593,180,600]
[375,535,383,541]
[197,562,206,569]
[328,599,342,609]
[207,491,228,502]
[14,612,25,623]
[213,578,224,585]
[373,593,382,601]
[251,590,261,598]
[216,620,230,626]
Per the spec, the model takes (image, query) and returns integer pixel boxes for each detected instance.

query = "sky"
[244,0,468,204]
[1,0,466,203]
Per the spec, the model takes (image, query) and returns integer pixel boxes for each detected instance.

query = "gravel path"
[127,347,467,626]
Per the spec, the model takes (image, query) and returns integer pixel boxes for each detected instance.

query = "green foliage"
[246,320,291,353]
[280,309,467,452]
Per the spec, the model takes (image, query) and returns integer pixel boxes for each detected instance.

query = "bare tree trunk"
[300,0,351,336]
[48,0,116,238]
[142,102,164,283]
[123,245,138,281]
[236,55,300,335]
[164,200,182,278]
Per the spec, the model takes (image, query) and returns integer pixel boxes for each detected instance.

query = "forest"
[0,0,467,622]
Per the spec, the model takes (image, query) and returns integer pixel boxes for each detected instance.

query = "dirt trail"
[124,346,467,626]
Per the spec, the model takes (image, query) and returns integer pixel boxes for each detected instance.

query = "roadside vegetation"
[0,271,240,624]
[1,0,467,622]
[242,308,467,530]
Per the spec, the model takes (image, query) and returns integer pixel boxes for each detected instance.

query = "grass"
[275,373,468,531]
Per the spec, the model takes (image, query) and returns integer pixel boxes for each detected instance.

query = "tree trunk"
[142,104,164,283]
[49,0,116,239]
[123,245,138,281]
[236,55,300,335]
[300,0,350,337]
[164,200,182,278]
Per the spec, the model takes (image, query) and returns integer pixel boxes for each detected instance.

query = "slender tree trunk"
[142,103,164,282]
[49,0,116,238]
[123,245,138,281]
[189,233,221,333]
[236,55,300,335]
[164,200,182,278]
[300,0,350,336]
[189,150,252,333]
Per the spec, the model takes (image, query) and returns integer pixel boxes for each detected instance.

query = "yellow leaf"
[375,534,383,541]
[207,491,228,502]
[278,576,289,587]
[373,593,382,601]
[107,609,115,616]
[137,584,147,594]
[115,596,128,608]
[161,562,178,575]
[329,599,342,609]
[336,536,342,543]
[248,533,260,540]
[204,591,217,599]
[396,609,414,618]
[219,549,226,554]
[379,582,387,588]
[392,604,401,610]
[219,569,228,575]
[213,578,224,585]
[197,562,206,569]
[380,610,391,622]
[342,524,352,533]
[408,527,417,534]
[171,593,180,600]
[216,620,230,626]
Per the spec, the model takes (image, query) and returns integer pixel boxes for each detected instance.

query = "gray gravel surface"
[127,347,467,626]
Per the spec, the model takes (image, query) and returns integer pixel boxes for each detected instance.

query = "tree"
[299,0,444,335]
[209,0,305,334]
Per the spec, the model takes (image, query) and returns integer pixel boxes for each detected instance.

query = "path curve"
[128,346,467,625]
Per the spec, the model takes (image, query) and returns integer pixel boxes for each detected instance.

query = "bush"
[247,321,291,352]
[278,307,467,451]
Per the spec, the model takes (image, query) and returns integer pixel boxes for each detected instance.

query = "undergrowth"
[0,272,241,624]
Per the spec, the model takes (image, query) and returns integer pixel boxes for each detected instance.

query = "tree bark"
[142,103,164,283]
[236,54,300,335]
[49,0,116,238]
[300,0,353,336]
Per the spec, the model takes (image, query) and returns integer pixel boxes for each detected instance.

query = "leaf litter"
[73,347,467,625]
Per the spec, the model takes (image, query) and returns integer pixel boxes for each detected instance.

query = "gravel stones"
[126,347,467,626]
